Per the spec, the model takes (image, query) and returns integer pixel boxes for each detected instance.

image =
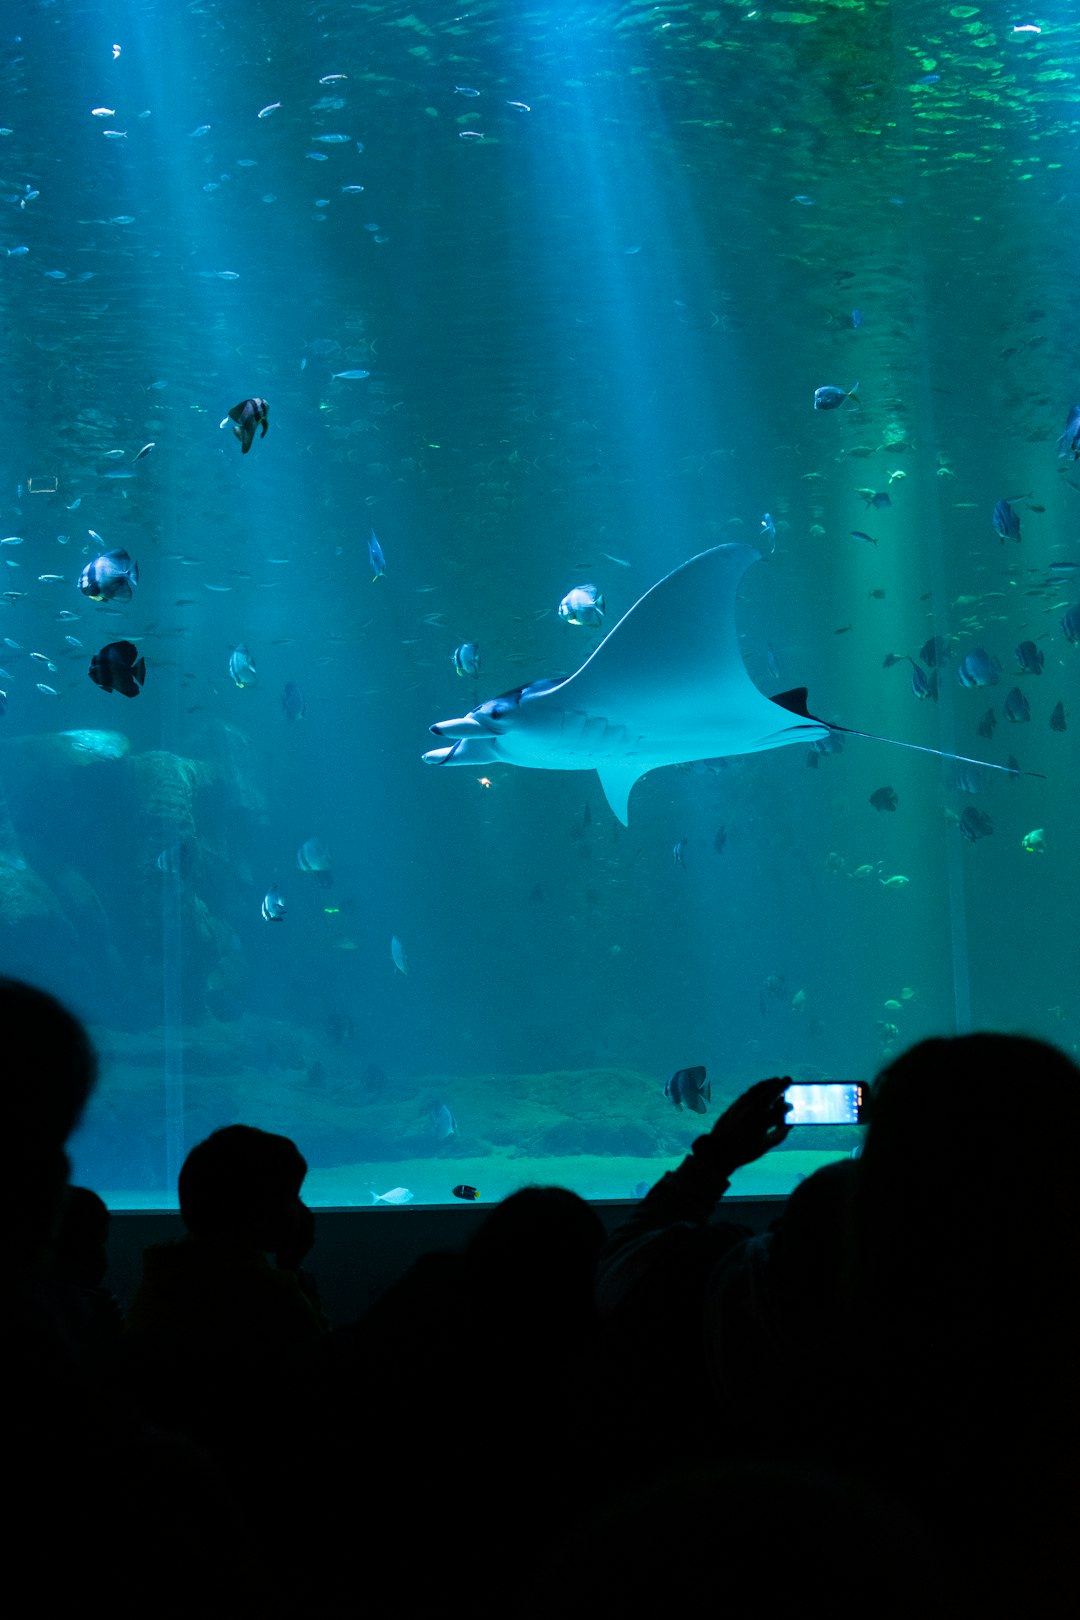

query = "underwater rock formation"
[0,732,268,1027]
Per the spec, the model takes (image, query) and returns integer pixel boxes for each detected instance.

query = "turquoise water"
[1,1,1076,1208]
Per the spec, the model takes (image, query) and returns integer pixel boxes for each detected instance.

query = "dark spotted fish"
[88,639,145,697]
[1003,686,1030,723]
[664,1065,710,1114]
[992,499,1021,543]
[224,397,269,453]
[959,806,993,842]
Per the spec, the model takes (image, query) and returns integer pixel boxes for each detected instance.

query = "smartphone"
[783,1081,867,1125]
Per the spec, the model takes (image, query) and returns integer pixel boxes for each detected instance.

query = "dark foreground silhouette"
[5,974,1074,1619]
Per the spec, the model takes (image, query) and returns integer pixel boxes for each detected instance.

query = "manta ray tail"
[773,686,1043,780]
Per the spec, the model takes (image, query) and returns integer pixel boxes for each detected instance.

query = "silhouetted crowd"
[6,974,1076,1617]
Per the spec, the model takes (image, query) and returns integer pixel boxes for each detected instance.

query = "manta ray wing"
[425,545,830,823]
[560,544,815,751]
[554,545,829,817]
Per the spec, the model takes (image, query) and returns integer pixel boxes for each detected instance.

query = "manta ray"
[423,544,1022,824]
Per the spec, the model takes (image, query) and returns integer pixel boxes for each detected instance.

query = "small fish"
[368,531,386,581]
[258,103,282,118]
[910,662,937,702]
[297,836,333,887]
[331,369,370,380]
[851,531,877,546]
[851,309,863,329]
[91,107,116,117]
[759,513,776,551]
[919,635,949,669]
[814,382,858,411]
[36,684,60,697]
[959,806,993,843]
[391,935,407,975]
[766,643,781,681]
[78,549,138,603]
[1061,604,1080,644]
[664,1065,709,1114]
[1056,404,1080,462]
[134,442,155,461]
[221,397,269,454]
[261,885,286,921]
[452,1184,479,1201]
[869,786,898,812]
[879,874,910,889]
[1049,700,1067,732]
[228,643,257,687]
[88,640,145,697]
[957,648,1001,688]
[992,499,1021,543]
[429,1104,457,1141]
[452,641,481,677]
[1016,638,1042,677]
[1,536,24,546]
[558,584,605,627]
[1003,686,1030,724]
[373,1187,414,1205]
[1022,828,1046,854]
[857,489,891,510]
[673,837,688,869]
[157,842,195,876]
[282,680,305,721]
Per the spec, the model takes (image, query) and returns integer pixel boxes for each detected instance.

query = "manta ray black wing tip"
[771,686,825,722]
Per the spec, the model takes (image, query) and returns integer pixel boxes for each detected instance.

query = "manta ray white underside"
[423,544,1021,824]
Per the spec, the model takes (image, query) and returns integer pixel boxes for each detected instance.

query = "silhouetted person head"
[467,1185,605,1326]
[53,1185,110,1289]
[0,978,98,1269]
[178,1125,308,1252]
[854,1032,1076,1311]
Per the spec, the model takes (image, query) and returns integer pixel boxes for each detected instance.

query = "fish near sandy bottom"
[665,1065,710,1113]
[423,544,1029,825]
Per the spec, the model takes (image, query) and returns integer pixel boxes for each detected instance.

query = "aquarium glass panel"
[0,1,1075,1209]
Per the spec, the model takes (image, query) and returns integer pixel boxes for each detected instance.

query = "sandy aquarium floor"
[98,1146,849,1211]
[301,1145,851,1206]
